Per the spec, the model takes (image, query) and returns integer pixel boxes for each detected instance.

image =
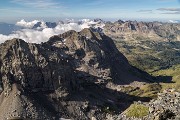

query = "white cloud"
[16,19,40,28]
[168,20,180,23]
[11,0,60,9]
[0,34,19,43]
[157,8,180,14]
[0,19,105,44]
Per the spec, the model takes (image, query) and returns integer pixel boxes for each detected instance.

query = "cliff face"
[0,38,76,119]
[0,38,75,97]
[0,29,153,119]
[48,28,153,85]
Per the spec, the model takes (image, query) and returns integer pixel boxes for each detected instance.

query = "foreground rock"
[110,89,180,120]
[146,89,180,120]
[0,29,154,119]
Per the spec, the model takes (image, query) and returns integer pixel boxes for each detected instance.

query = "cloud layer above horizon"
[0,19,105,43]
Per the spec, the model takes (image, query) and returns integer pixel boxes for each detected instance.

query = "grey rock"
[0,29,155,120]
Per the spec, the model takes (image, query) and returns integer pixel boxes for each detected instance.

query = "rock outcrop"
[0,29,154,119]
[108,89,180,120]
[146,89,180,120]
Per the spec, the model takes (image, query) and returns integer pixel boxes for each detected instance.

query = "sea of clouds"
[0,19,105,43]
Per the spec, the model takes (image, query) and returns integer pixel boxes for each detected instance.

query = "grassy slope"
[152,64,180,91]
[113,38,180,97]
[111,36,180,117]
[125,103,149,118]
[114,39,180,73]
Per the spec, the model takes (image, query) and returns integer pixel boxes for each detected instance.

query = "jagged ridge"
[0,28,154,119]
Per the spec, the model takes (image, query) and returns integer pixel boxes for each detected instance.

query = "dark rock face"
[0,29,153,119]
[0,39,76,119]
[48,28,153,85]
[33,22,57,29]
[0,39,75,96]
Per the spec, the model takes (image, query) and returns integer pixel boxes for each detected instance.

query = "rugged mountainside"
[47,28,153,85]
[0,28,154,119]
[102,20,180,73]
[104,20,180,41]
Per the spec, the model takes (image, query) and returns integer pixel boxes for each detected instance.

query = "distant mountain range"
[15,19,105,30]
[0,22,21,35]
[0,19,105,43]
[0,19,180,119]
[104,20,180,41]
[0,19,179,44]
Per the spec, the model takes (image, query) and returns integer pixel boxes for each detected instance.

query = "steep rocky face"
[104,20,180,41]
[0,38,80,119]
[0,29,153,119]
[0,38,76,97]
[48,28,152,85]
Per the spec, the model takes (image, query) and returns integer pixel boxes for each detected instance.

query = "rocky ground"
[107,89,180,120]
[146,89,180,120]
[104,20,180,42]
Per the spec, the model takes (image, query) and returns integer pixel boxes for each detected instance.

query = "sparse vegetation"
[114,39,180,73]
[120,84,161,99]
[125,103,149,118]
[114,38,180,94]
[140,83,161,98]
[152,64,180,91]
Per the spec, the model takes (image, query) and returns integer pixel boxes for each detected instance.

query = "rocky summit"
[0,28,155,119]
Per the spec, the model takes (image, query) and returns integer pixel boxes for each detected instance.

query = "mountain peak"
[80,28,98,39]
[0,38,26,51]
[0,29,155,119]
[116,19,125,24]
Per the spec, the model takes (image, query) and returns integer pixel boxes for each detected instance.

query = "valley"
[0,19,179,120]
[1,0,180,119]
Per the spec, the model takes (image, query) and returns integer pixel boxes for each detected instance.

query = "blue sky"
[0,0,180,23]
